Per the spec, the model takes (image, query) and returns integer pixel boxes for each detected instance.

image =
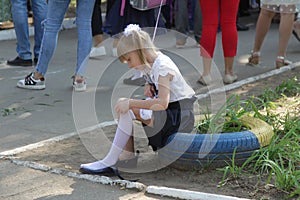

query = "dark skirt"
[142,96,196,151]
[105,0,155,36]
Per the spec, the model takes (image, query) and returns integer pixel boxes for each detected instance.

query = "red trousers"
[199,0,240,58]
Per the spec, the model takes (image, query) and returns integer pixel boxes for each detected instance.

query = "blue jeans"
[36,0,95,76]
[11,0,47,60]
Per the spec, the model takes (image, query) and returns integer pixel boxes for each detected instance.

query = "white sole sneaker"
[17,73,46,90]
[223,74,238,84]
[73,81,87,92]
[89,46,106,58]
[197,74,213,86]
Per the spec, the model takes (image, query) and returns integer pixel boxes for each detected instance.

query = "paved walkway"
[0,14,299,199]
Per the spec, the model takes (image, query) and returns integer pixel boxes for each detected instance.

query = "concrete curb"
[146,186,250,200]
[2,157,249,200]
[0,18,76,41]
[10,159,146,191]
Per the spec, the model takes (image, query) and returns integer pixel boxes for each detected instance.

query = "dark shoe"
[79,166,134,181]
[7,56,32,66]
[34,58,38,65]
[79,166,114,175]
[123,76,146,86]
[237,23,249,31]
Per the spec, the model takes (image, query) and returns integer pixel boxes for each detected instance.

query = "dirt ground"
[15,66,300,200]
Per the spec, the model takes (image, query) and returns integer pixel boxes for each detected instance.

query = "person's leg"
[35,0,71,78]
[198,0,219,85]
[161,1,171,29]
[193,0,202,44]
[80,110,136,170]
[199,0,219,58]
[248,8,275,66]
[220,0,239,77]
[92,0,103,46]
[10,0,31,60]
[276,11,294,68]
[277,12,294,57]
[90,0,107,58]
[31,0,47,61]
[248,8,275,65]
[253,9,275,53]
[75,0,95,78]
[174,0,189,46]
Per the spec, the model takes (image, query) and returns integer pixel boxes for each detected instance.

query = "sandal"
[247,51,260,66]
[275,56,292,69]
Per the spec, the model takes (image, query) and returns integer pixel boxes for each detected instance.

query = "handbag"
[130,0,166,11]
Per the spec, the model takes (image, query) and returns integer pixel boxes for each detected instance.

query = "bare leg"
[202,57,212,76]
[278,13,294,57]
[252,9,275,53]
[93,34,103,47]
[224,57,234,75]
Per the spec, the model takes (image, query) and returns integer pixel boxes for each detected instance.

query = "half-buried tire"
[158,115,274,170]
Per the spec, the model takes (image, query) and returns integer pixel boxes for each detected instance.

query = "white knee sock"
[131,69,143,80]
[81,110,136,170]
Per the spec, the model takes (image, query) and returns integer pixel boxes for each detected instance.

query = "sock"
[131,69,143,80]
[81,110,136,170]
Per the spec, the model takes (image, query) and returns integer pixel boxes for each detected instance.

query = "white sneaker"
[72,78,87,92]
[89,46,106,58]
[223,74,238,84]
[197,74,213,86]
[17,73,46,90]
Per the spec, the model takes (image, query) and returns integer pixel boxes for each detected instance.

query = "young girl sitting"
[80,24,196,174]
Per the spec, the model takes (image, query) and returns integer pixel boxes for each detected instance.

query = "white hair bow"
[124,24,141,37]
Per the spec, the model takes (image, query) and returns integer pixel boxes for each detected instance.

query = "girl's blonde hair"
[117,27,158,65]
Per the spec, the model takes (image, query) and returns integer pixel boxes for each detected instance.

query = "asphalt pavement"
[0,13,299,200]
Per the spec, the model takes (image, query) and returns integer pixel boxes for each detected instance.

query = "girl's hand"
[144,83,155,98]
[115,98,130,115]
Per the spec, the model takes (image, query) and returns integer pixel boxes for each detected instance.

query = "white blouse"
[261,0,300,13]
[148,52,195,103]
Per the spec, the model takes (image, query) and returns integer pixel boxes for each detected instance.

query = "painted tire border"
[159,115,274,169]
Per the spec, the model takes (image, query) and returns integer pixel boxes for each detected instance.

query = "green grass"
[200,77,300,198]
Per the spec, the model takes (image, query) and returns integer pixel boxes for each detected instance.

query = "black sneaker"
[7,56,32,67]
[17,73,45,90]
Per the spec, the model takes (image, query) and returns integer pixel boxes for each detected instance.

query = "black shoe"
[79,166,134,181]
[123,76,146,86]
[237,23,249,31]
[7,56,32,66]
